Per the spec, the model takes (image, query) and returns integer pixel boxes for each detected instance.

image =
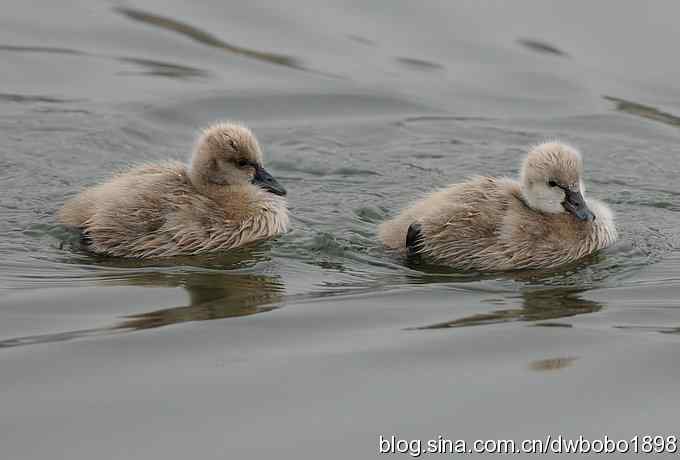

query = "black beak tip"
[563,189,594,222]
[575,206,595,222]
[253,166,287,197]
[570,208,595,222]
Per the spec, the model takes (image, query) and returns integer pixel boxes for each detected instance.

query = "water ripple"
[115,7,329,75]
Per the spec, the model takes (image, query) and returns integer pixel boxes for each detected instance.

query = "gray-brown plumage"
[59,122,288,258]
[379,142,617,271]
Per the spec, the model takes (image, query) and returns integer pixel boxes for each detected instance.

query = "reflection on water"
[119,272,283,330]
[0,267,284,348]
[412,288,602,330]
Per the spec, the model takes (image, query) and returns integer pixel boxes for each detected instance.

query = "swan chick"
[59,122,288,258]
[379,142,617,270]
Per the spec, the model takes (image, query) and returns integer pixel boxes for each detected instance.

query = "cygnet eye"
[547,180,558,187]
[237,159,250,168]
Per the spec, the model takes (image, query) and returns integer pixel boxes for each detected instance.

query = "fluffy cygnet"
[59,122,288,258]
[379,142,617,270]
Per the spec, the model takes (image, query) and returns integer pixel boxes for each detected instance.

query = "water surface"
[2,1,680,458]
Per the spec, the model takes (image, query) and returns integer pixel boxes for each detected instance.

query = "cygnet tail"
[406,222,424,256]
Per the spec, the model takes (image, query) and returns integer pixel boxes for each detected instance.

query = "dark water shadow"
[0,45,85,55]
[114,7,330,76]
[615,325,680,335]
[395,57,445,71]
[0,42,210,81]
[0,93,83,104]
[411,287,603,330]
[604,95,680,128]
[347,34,376,46]
[529,356,578,372]
[517,38,569,57]
[117,57,210,79]
[399,115,492,124]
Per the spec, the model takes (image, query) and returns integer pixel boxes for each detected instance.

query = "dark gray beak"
[253,166,286,196]
[562,189,594,221]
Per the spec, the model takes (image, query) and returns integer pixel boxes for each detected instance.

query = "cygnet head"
[520,142,594,221]
[189,122,286,196]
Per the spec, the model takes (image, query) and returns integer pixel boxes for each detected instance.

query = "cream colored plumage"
[59,122,288,258]
[379,142,617,271]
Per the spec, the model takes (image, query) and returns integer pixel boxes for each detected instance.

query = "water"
[2,1,680,458]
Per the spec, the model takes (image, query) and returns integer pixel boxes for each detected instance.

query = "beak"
[562,188,594,221]
[252,166,286,196]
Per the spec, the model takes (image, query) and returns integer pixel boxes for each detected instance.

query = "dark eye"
[548,180,558,187]
[237,159,250,168]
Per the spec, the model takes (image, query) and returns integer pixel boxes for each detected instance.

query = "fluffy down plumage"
[59,123,288,258]
[379,142,617,270]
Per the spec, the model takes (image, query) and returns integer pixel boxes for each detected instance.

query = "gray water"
[2,1,680,458]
